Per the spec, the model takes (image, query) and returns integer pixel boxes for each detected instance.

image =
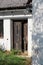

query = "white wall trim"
[0,14,32,19]
[28,18,33,57]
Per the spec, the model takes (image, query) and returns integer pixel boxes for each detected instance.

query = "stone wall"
[32,0,43,65]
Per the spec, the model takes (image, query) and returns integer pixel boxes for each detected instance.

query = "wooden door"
[13,22,22,50]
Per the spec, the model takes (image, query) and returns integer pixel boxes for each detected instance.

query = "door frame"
[13,19,28,51]
[10,14,32,57]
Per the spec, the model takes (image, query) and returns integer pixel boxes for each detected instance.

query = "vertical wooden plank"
[24,23,28,51]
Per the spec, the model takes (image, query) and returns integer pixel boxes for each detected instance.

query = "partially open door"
[22,21,28,52]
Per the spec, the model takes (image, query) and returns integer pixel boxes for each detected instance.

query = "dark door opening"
[22,22,24,52]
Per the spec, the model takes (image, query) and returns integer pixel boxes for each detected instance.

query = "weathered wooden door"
[13,20,28,52]
[13,21,22,50]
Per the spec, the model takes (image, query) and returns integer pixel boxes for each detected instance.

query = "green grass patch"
[0,50,32,65]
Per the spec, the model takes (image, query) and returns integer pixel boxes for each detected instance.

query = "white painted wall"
[28,18,33,57]
[4,19,11,51]
[0,19,11,51]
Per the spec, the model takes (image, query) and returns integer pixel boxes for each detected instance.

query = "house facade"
[0,0,32,57]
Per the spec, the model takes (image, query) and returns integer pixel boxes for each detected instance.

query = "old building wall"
[0,14,32,57]
[32,0,43,65]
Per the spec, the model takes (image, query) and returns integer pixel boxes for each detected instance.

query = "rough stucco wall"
[32,0,43,65]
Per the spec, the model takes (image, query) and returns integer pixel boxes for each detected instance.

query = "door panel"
[24,23,28,51]
[13,22,22,50]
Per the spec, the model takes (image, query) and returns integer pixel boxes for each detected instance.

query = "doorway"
[13,20,28,52]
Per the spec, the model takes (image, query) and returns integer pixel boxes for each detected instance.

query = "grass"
[0,50,32,65]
